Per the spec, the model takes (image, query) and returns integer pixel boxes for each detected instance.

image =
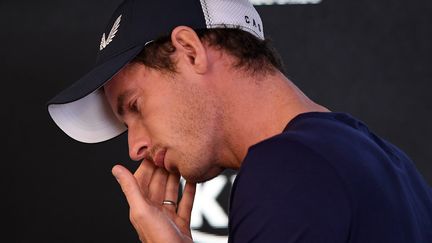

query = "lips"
[154,149,166,168]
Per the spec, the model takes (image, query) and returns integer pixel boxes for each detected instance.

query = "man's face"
[104,62,224,183]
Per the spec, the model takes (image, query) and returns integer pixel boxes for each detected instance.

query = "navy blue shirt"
[228,112,432,243]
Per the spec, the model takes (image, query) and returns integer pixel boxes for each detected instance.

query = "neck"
[217,69,329,169]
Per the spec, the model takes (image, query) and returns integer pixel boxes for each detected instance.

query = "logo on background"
[100,15,122,51]
[181,172,236,243]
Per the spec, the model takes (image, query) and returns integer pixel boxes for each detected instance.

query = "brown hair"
[132,28,285,76]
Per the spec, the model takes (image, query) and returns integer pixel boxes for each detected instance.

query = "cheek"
[144,83,213,148]
[170,94,215,153]
[141,95,181,142]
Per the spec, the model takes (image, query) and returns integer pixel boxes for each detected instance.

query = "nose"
[127,124,150,161]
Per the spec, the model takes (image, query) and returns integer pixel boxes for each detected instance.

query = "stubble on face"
[105,63,227,183]
[163,77,226,183]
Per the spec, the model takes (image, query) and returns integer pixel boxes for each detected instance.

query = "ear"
[170,26,208,74]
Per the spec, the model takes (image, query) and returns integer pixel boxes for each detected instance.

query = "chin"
[166,149,224,183]
[182,166,224,184]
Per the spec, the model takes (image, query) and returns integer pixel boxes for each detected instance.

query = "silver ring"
[162,199,177,207]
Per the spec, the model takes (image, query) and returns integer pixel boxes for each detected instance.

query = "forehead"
[105,63,142,91]
[103,63,143,106]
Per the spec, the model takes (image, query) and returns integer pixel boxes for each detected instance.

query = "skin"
[104,26,329,242]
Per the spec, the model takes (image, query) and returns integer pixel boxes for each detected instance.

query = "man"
[47,0,432,242]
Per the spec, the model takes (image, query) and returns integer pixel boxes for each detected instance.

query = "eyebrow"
[117,90,134,117]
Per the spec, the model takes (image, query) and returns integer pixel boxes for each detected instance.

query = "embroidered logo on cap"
[100,15,122,51]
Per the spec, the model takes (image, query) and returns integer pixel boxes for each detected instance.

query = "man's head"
[103,25,283,182]
[47,0,285,182]
[48,0,266,143]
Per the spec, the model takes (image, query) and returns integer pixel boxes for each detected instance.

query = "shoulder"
[229,133,352,242]
[235,133,347,199]
[238,120,340,179]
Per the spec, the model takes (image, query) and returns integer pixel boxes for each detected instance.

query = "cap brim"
[47,45,144,143]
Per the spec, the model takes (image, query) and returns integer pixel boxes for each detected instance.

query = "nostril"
[136,146,147,159]
[127,130,150,161]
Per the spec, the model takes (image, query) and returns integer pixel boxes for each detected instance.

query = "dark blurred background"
[4,0,431,242]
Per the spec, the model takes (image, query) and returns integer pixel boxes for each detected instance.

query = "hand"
[112,161,196,243]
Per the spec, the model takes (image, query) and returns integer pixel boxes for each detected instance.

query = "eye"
[128,99,139,113]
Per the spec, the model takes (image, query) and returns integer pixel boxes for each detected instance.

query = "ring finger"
[163,173,180,213]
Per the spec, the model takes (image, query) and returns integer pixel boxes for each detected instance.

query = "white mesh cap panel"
[199,0,264,39]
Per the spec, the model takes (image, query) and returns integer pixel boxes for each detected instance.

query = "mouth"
[154,149,166,168]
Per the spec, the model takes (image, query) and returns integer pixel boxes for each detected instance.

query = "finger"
[148,168,169,204]
[112,165,148,211]
[134,160,156,194]
[163,173,180,213]
[177,182,196,223]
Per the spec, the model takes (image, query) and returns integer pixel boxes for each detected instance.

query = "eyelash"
[128,99,139,113]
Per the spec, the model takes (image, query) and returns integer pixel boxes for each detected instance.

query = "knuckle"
[130,208,145,222]
[121,181,134,194]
